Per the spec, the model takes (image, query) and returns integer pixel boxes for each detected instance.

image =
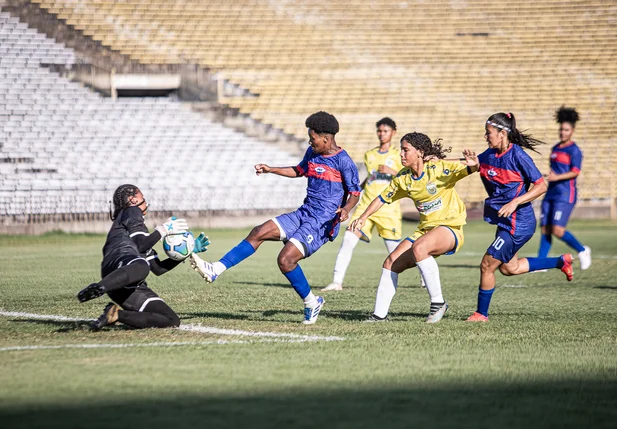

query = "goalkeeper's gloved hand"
[193,232,210,253]
[155,216,189,238]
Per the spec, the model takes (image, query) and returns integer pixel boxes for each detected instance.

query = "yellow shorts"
[349,212,402,242]
[406,225,464,255]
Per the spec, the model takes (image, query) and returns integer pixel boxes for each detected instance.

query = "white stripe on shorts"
[271,217,287,241]
[289,238,306,257]
[139,297,164,312]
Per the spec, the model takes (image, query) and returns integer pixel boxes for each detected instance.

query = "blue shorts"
[273,206,339,257]
[540,199,575,227]
[487,228,534,263]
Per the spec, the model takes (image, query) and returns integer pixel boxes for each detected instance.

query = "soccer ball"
[163,231,195,261]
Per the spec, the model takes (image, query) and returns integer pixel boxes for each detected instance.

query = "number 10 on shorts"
[491,236,505,250]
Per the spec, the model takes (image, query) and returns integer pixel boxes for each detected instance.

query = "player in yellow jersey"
[322,118,404,292]
[350,132,479,323]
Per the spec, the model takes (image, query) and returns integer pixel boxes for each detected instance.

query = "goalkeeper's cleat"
[77,283,105,303]
[92,302,119,331]
[364,313,389,323]
[321,282,343,292]
[560,253,574,282]
[466,312,489,322]
[189,253,218,283]
[425,301,448,323]
[578,246,591,270]
[302,296,325,325]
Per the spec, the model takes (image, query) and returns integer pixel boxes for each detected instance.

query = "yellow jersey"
[357,145,403,218]
[379,160,470,229]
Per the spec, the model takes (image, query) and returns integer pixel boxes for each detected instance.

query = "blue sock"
[477,288,494,317]
[219,239,256,269]
[283,265,311,299]
[538,234,552,258]
[527,257,562,272]
[559,231,585,253]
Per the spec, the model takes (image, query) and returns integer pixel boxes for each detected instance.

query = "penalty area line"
[0,310,345,344]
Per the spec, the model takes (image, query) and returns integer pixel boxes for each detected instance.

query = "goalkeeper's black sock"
[100,261,150,292]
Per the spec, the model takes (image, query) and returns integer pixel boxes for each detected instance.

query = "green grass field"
[1,220,616,429]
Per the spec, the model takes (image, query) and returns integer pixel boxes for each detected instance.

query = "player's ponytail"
[400,132,452,160]
[486,112,544,153]
[110,184,139,220]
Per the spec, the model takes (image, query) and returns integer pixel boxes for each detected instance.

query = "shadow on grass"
[1,380,615,429]
[595,286,617,290]
[231,281,291,288]
[324,310,428,321]
[178,312,251,321]
[8,319,96,332]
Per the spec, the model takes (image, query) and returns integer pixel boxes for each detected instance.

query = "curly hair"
[305,111,339,135]
[400,132,451,160]
[376,117,397,130]
[110,184,139,220]
[555,105,579,126]
[486,112,544,153]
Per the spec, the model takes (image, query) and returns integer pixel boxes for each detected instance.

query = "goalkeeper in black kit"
[77,184,210,330]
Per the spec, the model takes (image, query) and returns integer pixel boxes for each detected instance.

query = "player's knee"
[553,227,565,238]
[480,257,495,274]
[167,313,181,328]
[411,242,427,261]
[383,255,395,270]
[498,265,515,276]
[132,260,150,281]
[277,253,295,272]
[247,224,266,240]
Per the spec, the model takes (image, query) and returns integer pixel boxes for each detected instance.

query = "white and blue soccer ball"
[163,231,195,261]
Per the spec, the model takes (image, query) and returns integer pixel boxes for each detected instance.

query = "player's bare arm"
[498,180,547,218]
[337,194,360,222]
[460,149,479,172]
[254,164,299,177]
[350,196,385,232]
[546,169,580,182]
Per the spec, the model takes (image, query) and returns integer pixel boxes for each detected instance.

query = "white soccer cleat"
[578,246,591,270]
[189,253,218,283]
[303,296,325,324]
[321,282,343,291]
[425,302,448,324]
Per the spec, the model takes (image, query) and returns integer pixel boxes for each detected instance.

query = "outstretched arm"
[255,164,300,178]
[149,257,182,276]
[460,149,479,173]
[349,196,385,232]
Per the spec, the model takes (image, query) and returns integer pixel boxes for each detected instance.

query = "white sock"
[213,261,227,275]
[384,239,399,254]
[373,268,398,318]
[416,256,443,303]
[304,292,317,307]
[332,231,360,284]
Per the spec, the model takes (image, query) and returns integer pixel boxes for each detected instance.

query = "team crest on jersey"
[426,182,437,195]
[443,169,450,175]
[487,169,498,177]
[387,191,394,198]
[315,166,326,174]
[550,153,557,159]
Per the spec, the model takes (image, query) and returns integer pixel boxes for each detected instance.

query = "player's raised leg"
[190,219,282,283]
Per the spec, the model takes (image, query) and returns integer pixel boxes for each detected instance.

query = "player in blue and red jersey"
[537,106,591,269]
[467,112,574,322]
[190,111,361,324]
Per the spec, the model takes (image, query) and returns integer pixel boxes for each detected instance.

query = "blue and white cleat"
[425,301,448,323]
[303,296,325,325]
[189,253,218,283]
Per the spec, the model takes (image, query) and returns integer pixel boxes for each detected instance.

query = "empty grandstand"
[1,0,616,233]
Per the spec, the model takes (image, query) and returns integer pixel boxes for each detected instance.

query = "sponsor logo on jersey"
[488,169,498,177]
[550,153,557,159]
[426,182,437,195]
[417,198,443,215]
[315,166,326,174]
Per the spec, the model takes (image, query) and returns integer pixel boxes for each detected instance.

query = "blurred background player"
[322,117,404,292]
[351,132,478,323]
[467,113,574,322]
[77,184,210,330]
[190,112,361,324]
[537,106,591,269]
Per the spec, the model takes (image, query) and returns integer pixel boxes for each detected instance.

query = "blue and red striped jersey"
[295,147,361,219]
[545,141,582,203]
[478,144,544,236]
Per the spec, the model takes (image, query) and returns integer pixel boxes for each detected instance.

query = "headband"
[486,120,511,132]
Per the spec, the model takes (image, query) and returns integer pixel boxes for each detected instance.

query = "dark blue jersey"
[295,147,361,221]
[545,141,582,203]
[478,144,544,236]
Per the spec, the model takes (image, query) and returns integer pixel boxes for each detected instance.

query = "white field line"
[0,311,345,349]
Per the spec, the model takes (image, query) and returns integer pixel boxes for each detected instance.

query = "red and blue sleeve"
[570,146,582,173]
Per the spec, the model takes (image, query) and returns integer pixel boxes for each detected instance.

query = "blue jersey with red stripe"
[478,144,544,236]
[545,141,582,203]
[295,147,361,221]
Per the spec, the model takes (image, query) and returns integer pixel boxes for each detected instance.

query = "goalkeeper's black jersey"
[102,206,150,260]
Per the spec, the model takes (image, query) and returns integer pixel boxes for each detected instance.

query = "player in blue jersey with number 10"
[537,106,591,269]
[467,112,574,322]
[190,111,361,324]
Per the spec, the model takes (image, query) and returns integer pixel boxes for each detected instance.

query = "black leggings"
[117,299,180,329]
